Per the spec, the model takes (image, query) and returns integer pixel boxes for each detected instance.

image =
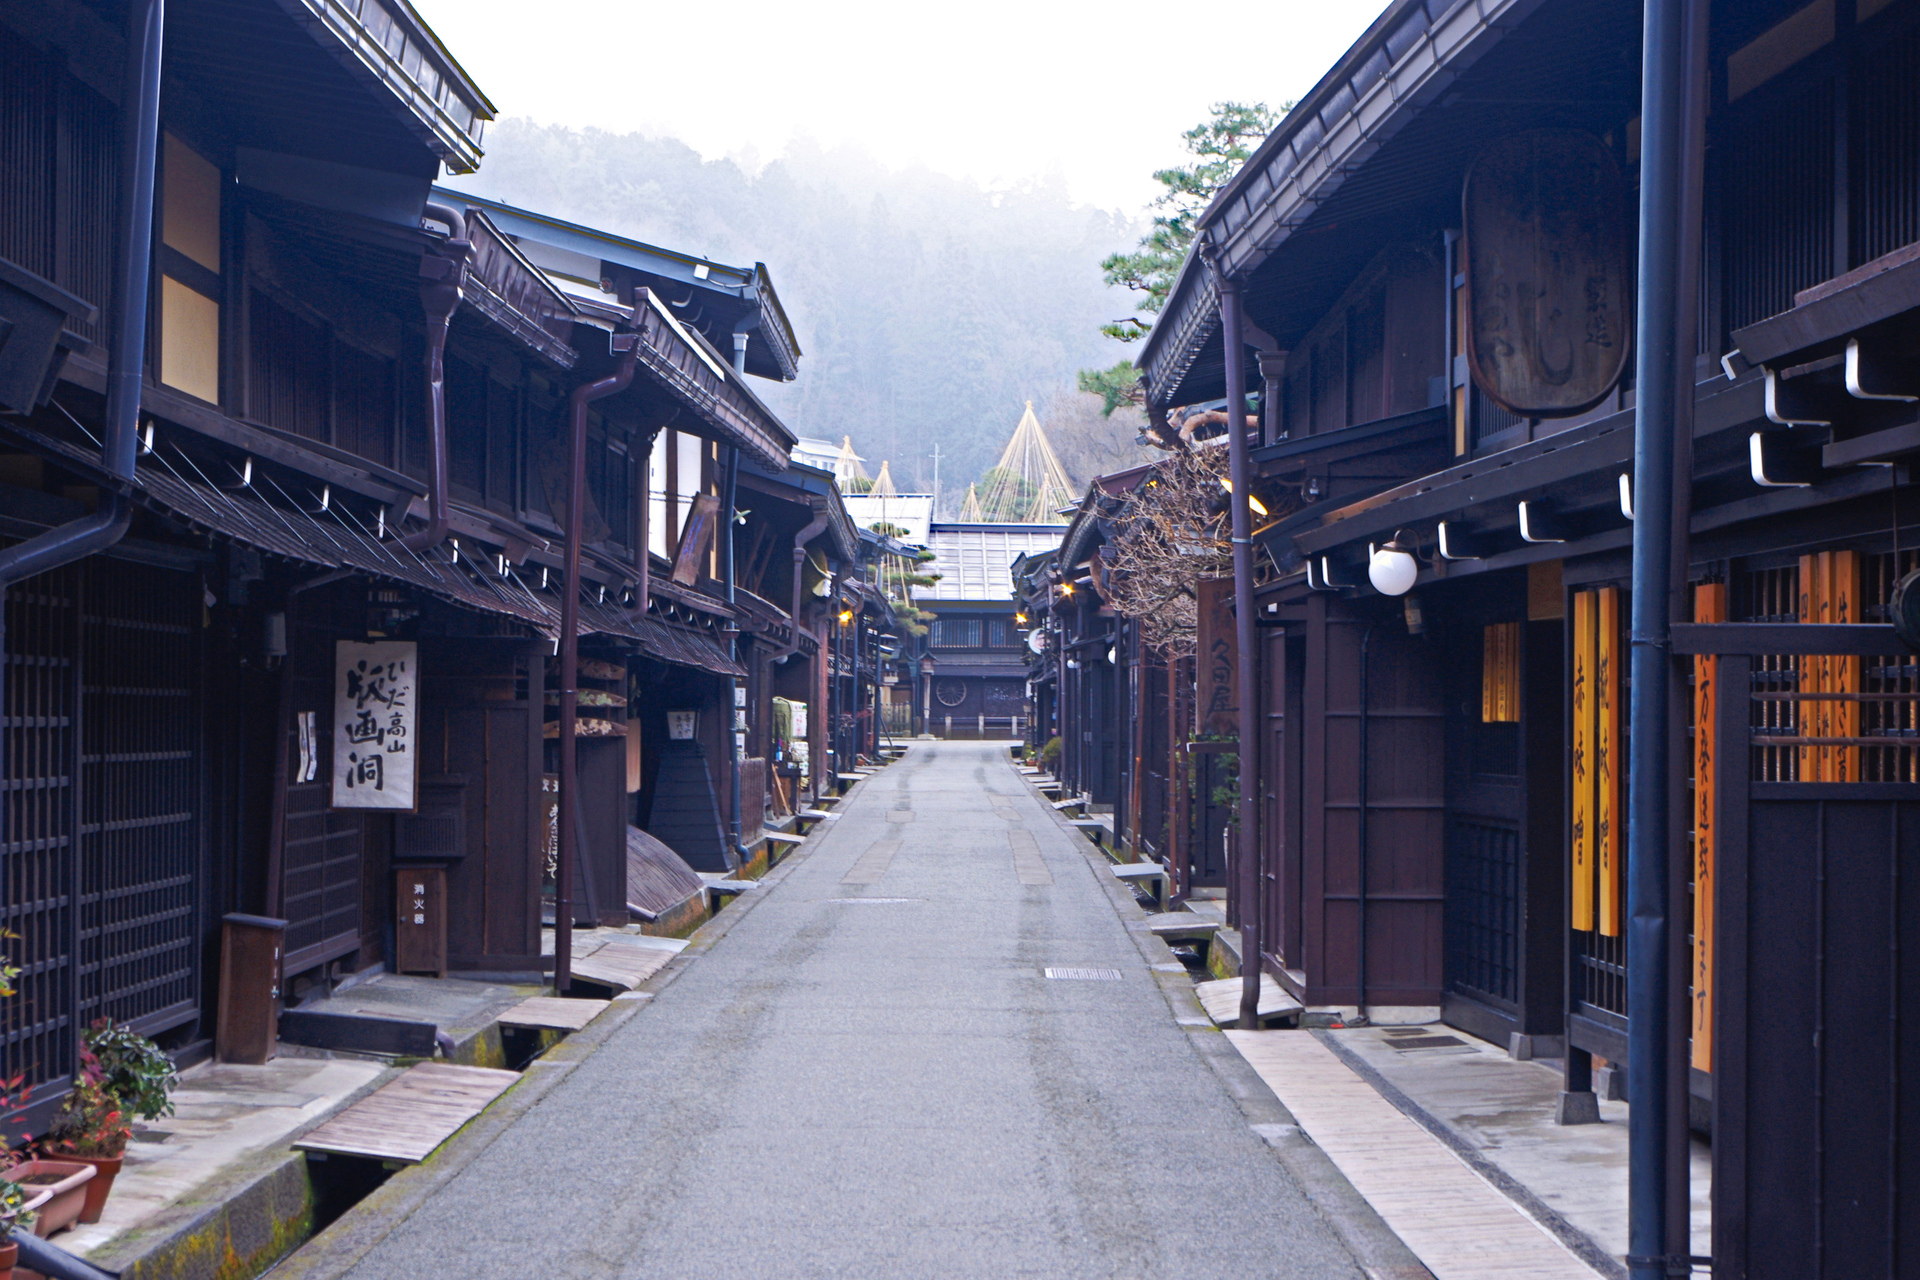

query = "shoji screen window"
[159,135,222,403]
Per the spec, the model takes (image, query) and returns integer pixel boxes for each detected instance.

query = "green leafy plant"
[0,928,19,1000]
[81,1020,176,1123]
[1077,362,1146,418]
[1094,101,1289,341]
[1210,752,1240,822]
[45,1072,130,1159]
[1040,735,1062,769]
[0,1174,36,1242]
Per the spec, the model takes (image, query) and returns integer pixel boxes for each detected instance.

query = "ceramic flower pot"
[0,1161,94,1238]
[51,1154,121,1224]
[0,1235,19,1280]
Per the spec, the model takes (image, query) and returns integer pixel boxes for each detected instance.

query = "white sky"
[411,0,1386,214]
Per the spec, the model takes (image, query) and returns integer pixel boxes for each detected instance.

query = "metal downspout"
[554,330,639,993]
[400,203,471,553]
[723,444,746,868]
[1624,3,1707,1277]
[1213,266,1264,1033]
[0,0,162,852]
[1664,2,1709,1262]
[772,505,830,677]
[1356,623,1376,1026]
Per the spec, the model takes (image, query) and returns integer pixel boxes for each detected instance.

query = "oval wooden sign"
[1463,130,1630,418]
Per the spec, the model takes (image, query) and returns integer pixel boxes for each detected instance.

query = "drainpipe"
[1624,3,1707,1278]
[1211,262,1264,1033]
[554,328,639,993]
[0,0,162,829]
[723,443,746,868]
[774,504,831,663]
[0,0,161,590]
[401,203,471,552]
[1356,623,1377,1026]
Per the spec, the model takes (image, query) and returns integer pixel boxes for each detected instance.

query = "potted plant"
[39,1020,174,1224]
[0,1158,91,1238]
[0,1173,46,1279]
[39,1073,127,1228]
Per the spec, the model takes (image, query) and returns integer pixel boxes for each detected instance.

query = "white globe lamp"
[1368,536,1420,597]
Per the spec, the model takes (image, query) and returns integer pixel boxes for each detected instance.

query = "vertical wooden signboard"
[1828,550,1859,782]
[1196,578,1238,738]
[1797,551,1861,781]
[1596,585,1622,937]
[1692,581,1725,1071]
[1482,622,1521,722]
[1570,590,1596,933]
[1798,553,1818,780]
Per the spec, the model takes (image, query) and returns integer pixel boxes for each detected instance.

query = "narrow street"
[305,741,1369,1279]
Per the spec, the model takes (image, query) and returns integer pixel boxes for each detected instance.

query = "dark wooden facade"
[1097,0,1920,1271]
[0,0,909,1146]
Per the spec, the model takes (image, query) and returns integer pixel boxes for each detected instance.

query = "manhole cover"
[1044,967,1123,981]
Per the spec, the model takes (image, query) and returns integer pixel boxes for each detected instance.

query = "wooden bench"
[1194,973,1303,1028]
[497,996,609,1033]
[794,809,839,835]
[763,831,806,862]
[570,936,687,993]
[1065,818,1108,848]
[1145,913,1221,944]
[1113,861,1170,910]
[1145,912,1219,961]
[294,1062,519,1166]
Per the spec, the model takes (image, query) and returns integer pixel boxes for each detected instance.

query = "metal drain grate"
[1044,967,1123,981]
[1386,1034,1469,1051]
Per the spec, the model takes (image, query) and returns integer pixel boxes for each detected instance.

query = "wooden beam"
[1669,622,1904,655]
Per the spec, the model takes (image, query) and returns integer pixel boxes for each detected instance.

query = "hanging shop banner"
[331,639,418,810]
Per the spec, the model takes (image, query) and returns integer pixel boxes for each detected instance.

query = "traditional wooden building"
[912,522,1060,739]
[1119,0,1920,1272]
[0,0,867,1139]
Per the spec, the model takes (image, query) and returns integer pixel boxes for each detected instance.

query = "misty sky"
[411,0,1383,214]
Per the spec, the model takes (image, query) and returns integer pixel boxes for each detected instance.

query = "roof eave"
[277,0,495,174]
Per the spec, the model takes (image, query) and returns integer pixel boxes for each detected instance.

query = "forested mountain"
[444,120,1156,513]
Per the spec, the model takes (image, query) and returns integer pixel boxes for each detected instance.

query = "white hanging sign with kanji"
[331,640,418,810]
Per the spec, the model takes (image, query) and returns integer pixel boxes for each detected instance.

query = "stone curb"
[1027,771,1436,1280]
[85,1065,402,1280]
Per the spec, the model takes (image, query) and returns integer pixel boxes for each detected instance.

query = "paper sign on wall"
[331,640,418,810]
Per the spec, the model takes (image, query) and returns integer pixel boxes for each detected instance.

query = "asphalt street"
[327,740,1369,1279]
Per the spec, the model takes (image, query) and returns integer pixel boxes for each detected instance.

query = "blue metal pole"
[1626,1,1706,1275]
